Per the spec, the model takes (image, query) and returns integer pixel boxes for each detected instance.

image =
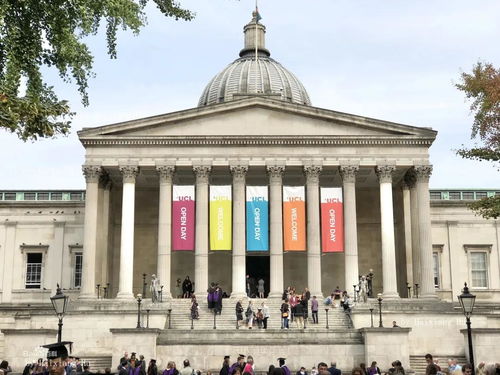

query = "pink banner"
[172,185,195,251]
[321,188,344,252]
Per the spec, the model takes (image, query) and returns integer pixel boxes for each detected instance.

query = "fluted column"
[157,165,175,299]
[405,171,421,286]
[414,165,438,299]
[375,165,399,299]
[194,165,211,296]
[231,165,248,298]
[116,165,139,300]
[267,165,285,298]
[401,181,414,289]
[305,165,322,297]
[79,165,102,299]
[340,165,359,293]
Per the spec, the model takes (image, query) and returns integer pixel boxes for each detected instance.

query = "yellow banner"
[210,185,232,250]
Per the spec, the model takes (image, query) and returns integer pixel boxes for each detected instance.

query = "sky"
[1,0,499,190]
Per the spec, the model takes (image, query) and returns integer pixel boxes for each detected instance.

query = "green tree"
[456,61,500,219]
[0,0,194,141]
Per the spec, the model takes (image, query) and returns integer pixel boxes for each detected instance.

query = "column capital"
[413,165,433,183]
[266,165,285,184]
[375,165,396,184]
[304,165,322,184]
[119,166,139,184]
[82,165,102,183]
[230,165,248,181]
[156,165,175,183]
[193,165,211,183]
[98,172,111,189]
[339,165,359,183]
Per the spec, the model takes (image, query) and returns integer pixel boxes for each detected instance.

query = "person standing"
[175,278,182,298]
[235,300,244,327]
[220,356,231,375]
[215,285,223,314]
[182,276,192,298]
[258,278,265,298]
[190,296,199,320]
[256,308,264,328]
[147,360,158,375]
[150,275,160,303]
[424,355,438,375]
[261,301,270,329]
[295,296,305,328]
[311,295,319,324]
[280,299,290,329]
[328,362,341,375]
[179,361,193,375]
[243,356,255,375]
[246,300,255,329]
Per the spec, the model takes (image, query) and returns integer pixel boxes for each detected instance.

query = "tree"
[456,61,500,219]
[0,0,194,141]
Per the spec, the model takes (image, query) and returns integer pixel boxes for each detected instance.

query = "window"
[475,191,487,199]
[432,252,440,288]
[51,192,63,200]
[70,192,82,201]
[462,191,474,200]
[449,191,461,200]
[470,252,488,288]
[24,192,36,200]
[26,253,43,289]
[74,252,83,288]
[37,192,49,200]
[430,191,442,200]
[4,192,16,200]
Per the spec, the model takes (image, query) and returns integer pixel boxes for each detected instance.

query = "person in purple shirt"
[311,295,319,324]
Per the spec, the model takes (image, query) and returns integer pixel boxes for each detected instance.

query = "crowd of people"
[2,353,500,375]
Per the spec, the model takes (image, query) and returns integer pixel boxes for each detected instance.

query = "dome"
[198,12,311,107]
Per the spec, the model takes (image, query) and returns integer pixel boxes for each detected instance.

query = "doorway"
[246,255,270,298]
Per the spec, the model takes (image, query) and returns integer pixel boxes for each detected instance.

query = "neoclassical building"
[0,11,499,373]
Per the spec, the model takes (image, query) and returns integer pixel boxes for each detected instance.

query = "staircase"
[163,297,352,330]
[409,355,468,375]
[79,356,112,372]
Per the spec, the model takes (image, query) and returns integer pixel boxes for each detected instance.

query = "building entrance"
[245,255,270,298]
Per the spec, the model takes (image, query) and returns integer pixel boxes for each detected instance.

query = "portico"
[77,97,437,301]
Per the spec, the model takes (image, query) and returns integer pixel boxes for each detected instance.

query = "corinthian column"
[414,165,438,299]
[404,171,421,287]
[194,165,211,296]
[267,165,285,298]
[304,165,322,297]
[156,165,175,299]
[116,165,139,300]
[231,165,248,298]
[375,165,399,299]
[340,165,359,294]
[79,165,102,299]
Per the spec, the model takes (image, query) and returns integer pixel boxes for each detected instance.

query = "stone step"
[76,356,112,372]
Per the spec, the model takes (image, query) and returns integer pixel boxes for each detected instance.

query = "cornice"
[80,135,435,147]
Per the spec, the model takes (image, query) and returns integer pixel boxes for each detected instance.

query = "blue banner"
[246,186,269,251]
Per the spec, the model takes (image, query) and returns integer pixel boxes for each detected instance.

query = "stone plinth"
[360,328,412,371]
[110,328,161,368]
[460,328,500,364]
[1,329,58,371]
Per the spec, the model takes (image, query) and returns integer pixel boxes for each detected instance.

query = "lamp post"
[377,293,383,328]
[50,284,69,343]
[353,285,357,303]
[160,285,164,303]
[96,284,101,299]
[414,283,419,298]
[106,283,110,298]
[136,294,142,329]
[406,283,411,299]
[213,309,217,329]
[369,308,374,328]
[458,282,476,375]
[146,309,150,328]
[325,307,330,329]
[142,274,147,298]
[167,308,172,329]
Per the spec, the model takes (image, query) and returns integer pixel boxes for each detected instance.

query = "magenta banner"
[172,185,195,251]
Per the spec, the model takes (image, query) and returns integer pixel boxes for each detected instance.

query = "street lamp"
[369,308,374,328]
[458,282,476,374]
[50,284,69,343]
[325,307,330,329]
[136,294,143,329]
[377,293,383,328]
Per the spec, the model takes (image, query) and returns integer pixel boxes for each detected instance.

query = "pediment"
[78,98,436,143]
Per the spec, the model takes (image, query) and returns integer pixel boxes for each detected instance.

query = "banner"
[283,186,306,251]
[210,185,232,250]
[246,186,269,251]
[321,188,344,252]
[172,185,195,251]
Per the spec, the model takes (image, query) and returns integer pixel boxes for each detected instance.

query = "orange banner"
[283,186,306,251]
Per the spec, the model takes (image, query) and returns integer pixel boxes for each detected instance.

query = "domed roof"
[198,12,311,107]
